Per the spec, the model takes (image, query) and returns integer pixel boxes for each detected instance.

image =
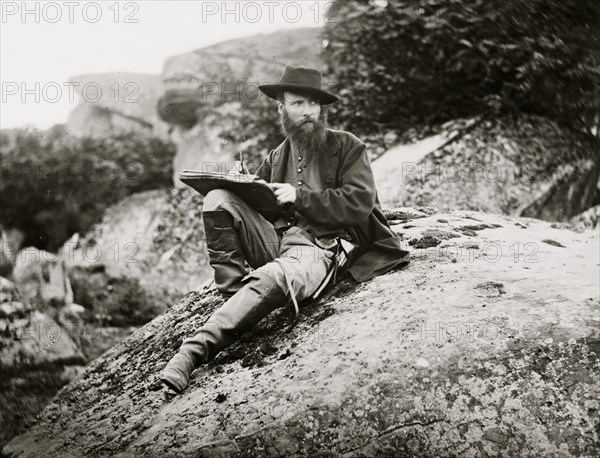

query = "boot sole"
[159,371,187,393]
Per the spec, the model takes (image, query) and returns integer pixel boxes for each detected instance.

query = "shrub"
[70,267,164,327]
[0,127,176,252]
[322,0,599,142]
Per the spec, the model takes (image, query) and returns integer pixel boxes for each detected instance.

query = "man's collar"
[324,129,341,154]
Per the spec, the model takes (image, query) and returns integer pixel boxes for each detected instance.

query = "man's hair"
[278,91,321,105]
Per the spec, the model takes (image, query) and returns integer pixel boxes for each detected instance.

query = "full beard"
[280,108,328,157]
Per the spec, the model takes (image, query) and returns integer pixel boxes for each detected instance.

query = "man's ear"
[277,102,283,114]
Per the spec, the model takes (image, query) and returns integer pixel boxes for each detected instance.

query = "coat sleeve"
[293,141,376,228]
[255,150,273,182]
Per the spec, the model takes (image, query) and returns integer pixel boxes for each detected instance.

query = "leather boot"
[159,352,195,393]
[162,273,287,392]
[202,210,247,296]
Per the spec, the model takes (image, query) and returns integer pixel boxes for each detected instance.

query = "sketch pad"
[179,171,283,220]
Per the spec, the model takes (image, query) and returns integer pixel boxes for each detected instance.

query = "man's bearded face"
[279,92,328,154]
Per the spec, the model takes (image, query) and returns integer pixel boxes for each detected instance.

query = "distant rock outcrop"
[4,209,598,457]
[65,28,325,187]
[67,73,169,140]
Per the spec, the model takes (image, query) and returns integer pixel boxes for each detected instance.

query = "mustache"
[280,107,328,133]
[286,118,317,136]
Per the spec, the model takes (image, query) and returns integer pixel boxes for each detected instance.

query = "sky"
[0,0,328,129]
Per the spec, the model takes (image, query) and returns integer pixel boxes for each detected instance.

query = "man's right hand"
[267,183,297,206]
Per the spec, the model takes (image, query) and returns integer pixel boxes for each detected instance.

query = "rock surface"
[571,204,600,230]
[0,277,84,370]
[0,310,84,369]
[3,209,599,457]
[373,116,599,223]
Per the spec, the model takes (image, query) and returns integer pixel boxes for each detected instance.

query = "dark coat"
[256,129,410,282]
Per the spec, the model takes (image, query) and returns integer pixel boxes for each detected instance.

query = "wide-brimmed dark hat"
[259,65,339,105]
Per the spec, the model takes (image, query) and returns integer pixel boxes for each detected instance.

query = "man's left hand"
[267,183,297,206]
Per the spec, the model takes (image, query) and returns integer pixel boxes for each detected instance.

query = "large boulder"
[0,310,84,369]
[66,189,212,304]
[0,277,84,369]
[3,209,598,457]
[0,277,86,448]
[373,116,599,222]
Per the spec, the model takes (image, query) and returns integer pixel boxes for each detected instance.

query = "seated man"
[160,65,409,393]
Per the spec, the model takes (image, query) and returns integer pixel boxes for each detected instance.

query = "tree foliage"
[0,127,176,251]
[322,0,599,140]
[70,268,163,327]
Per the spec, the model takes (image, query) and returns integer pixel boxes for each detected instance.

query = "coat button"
[298,181,303,185]
[298,156,302,161]
[297,168,302,173]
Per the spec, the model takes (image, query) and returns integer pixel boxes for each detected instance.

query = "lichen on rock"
[2,209,598,457]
